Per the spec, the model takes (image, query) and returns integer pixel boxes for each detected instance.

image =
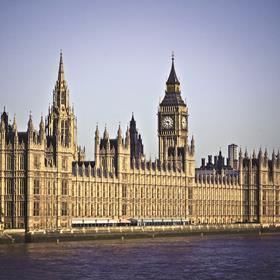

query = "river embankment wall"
[1,224,280,244]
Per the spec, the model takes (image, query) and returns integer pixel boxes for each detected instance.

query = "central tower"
[46,52,77,159]
[158,55,189,165]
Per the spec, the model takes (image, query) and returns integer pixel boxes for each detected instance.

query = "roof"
[160,92,186,107]
[166,57,180,85]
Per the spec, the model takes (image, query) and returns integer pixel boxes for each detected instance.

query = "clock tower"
[158,55,190,169]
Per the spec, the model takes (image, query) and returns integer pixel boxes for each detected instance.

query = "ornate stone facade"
[0,53,279,231]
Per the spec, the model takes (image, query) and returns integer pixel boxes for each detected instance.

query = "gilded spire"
[58,50,65,82]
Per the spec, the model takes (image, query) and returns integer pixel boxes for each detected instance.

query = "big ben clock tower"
[158,55,193,172]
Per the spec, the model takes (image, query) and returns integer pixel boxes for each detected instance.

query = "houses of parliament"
[0,53,279,232]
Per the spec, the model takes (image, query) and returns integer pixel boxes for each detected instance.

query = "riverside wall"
[1,224,280,244]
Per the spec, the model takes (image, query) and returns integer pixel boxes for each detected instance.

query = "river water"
[0,235,279,279]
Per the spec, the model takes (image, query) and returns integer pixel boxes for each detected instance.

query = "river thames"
[0,235,279,279]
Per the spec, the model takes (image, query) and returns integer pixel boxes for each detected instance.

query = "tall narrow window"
[18,201,25,217]
[34,155,40,169]
[62,180,68,195]
[34,179,40,195]
[122,185,127,198]
[19,155,25,170]
[61,202,67,216]
[188,188,193,200]
[33,202,40,216]
[6,201,13,216]
[6,155,12,170]
[19,178,25,195]
[6,179,12,195]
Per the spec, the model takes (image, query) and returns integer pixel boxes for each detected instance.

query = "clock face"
[181,116,187,129]
[162,116,174,129]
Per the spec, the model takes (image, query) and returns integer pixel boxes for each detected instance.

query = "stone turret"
[12,115,17,132]
[258,147,263,161]
[94,125,100,168]
[27,113,34,132]
[238,148,243,185]
[125,126,130,149]
[190,135,195,155]
[117,124,122,147]
[39,116,45,143]
[0,117,5,135]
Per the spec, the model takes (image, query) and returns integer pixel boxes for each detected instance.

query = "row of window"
[5,201,280,218]
[34,179,68,195]
[6,155,25,170]
[4,201,25,216]
[5,155,68,171]
[33,201,67,216]
[5,178,25,195]
[74,184,188,200]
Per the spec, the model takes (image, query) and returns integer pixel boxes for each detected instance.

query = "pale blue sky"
[0,0,279,164]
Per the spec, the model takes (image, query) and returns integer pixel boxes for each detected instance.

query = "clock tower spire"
[158,55,191,173]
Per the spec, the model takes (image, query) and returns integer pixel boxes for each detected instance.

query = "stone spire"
[117,123,122,139]
[0,117,5,134]
[94,124,100,168]
[103,125,109,140]
[125,126,130,147]
[39,116,44,131]
[258,147,263,159]
[190,135,195,154]
[58,50,65,82]
[252,149,256,159]
[95,124,99,139]
[264,148,268,159]
[117,123,122,146]
[12,114,17,132]
[27,112,34,132]
[39,116,45,141]
[131,112,135,125]
[239,148,243,159]
[272,149,276,163]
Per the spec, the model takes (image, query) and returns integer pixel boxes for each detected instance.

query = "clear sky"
[0,0,279,164]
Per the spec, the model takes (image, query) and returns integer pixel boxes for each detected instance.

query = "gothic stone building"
[0,53,279,231]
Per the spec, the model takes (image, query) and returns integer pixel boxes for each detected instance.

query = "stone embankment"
[1,224,280,244]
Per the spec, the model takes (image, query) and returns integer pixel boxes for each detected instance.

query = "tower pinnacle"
[58,50,65,82]
[166,52,180,85]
